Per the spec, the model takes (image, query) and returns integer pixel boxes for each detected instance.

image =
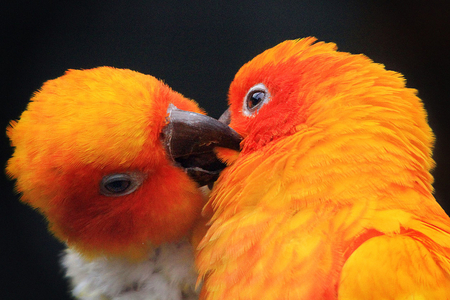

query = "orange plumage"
[6,67,205,260]
[197,38,450,299]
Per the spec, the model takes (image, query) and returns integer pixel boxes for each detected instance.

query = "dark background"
[1,1,449,299]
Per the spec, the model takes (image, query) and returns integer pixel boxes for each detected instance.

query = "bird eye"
[243,83,270,116]
[105,179,130,193]
[100,172,145,197]
[248,91,265,109]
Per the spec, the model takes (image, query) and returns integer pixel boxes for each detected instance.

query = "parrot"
[196,37,450,299]
[6,66,241,300]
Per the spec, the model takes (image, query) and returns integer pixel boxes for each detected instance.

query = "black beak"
[161,104,241,186]
[218,108,231,125]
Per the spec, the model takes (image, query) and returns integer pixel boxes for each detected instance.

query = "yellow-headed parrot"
[6,67,240,300]
[197,38,450,299]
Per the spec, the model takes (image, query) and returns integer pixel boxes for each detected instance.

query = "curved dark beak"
[218,108,231,125]
[161,104,241,186]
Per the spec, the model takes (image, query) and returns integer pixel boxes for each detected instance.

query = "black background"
[1,1,449,299]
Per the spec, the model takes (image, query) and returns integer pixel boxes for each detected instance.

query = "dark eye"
[105,179,130,193]
[243,83,270,116]
[247,91,266,110]
[100,172,145,197]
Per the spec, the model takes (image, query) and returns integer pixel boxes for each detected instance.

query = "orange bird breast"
[197,38,450,299]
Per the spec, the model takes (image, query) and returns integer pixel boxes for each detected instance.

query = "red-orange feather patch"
[197,38,450,299]
[7,67,205,260]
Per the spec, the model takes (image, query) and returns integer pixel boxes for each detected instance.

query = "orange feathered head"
[226,38,435,179]
[6,67,239,260]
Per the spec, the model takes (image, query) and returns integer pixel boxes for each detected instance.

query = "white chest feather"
[61,240,199,300]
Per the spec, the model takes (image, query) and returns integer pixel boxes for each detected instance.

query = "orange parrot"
[6,67,240,300]
[197,38,450,299]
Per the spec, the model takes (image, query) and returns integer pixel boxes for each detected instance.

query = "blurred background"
[1,1,449,299]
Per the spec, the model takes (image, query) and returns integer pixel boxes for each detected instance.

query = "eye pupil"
[105,180,130,193]
[100,172,145,197]
[243,83,270,116]
[248,91,265,109]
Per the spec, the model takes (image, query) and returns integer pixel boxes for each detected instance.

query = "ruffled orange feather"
[197,38,450,299]
[7,67,205,260]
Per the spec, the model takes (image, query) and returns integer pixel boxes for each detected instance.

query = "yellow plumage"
[6,66,218,299]
[6,67,205,260]
[197,38,450,299]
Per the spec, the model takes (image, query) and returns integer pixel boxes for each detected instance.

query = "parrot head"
[223,37,434,183]
[198,38,448,300]
[6,67,240,260]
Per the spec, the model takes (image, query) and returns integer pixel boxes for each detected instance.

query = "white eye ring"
[100,172,146,197]
[242,83,271,117]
